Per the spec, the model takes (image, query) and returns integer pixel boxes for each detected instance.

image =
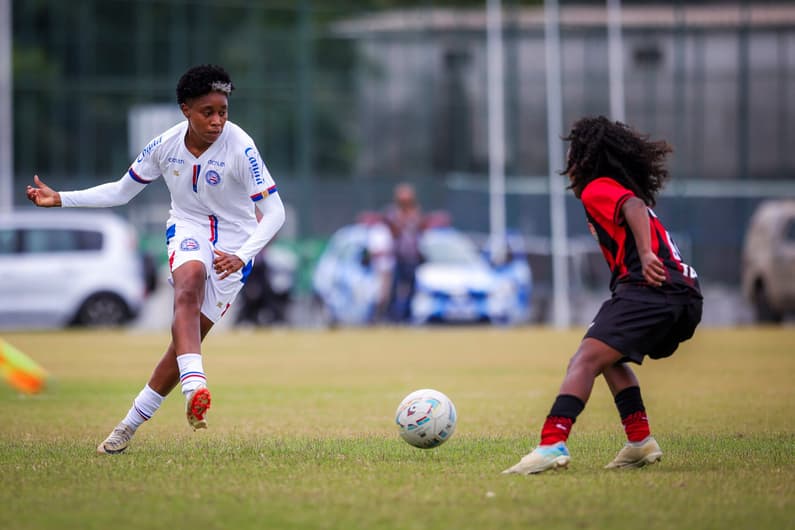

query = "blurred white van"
[0,209,147,328]
[741,200,795,323]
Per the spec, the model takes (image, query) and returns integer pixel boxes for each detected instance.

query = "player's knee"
[568,345,613,374]
[173,288,203,312]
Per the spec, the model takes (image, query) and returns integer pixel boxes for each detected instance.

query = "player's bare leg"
[170,261,213,429]
[97,277,216,454]
[503,339,623,475]
[171,260,206,355]
[603,362,639,397]
[147,314,215,396]
[558,338,624,402]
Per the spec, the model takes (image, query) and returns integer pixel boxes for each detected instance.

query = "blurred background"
[1,0,794,330]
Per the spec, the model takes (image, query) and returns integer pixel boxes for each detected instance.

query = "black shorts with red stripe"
[585,284,703,365]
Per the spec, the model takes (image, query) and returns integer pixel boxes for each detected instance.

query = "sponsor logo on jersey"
[207,159,226,168]
[244,147,265,186]
[167,157,185,165]
[205,170,222,186]
[180,238,200,251]
[136,136,163,163]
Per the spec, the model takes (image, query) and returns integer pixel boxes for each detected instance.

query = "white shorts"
[166,222,252,323]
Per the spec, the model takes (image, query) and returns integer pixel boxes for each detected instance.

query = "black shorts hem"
[584,294,702,365]
[583,331,647,365]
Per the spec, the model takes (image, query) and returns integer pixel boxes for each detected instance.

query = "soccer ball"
[395,388,457,449]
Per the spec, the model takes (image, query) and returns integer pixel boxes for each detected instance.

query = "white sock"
[177,353,206,396]
[122,385,165,431]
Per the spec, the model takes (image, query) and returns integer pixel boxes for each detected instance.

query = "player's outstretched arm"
[26,175,62,208]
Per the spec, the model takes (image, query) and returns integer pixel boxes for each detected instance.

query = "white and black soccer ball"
[395,388,457,449]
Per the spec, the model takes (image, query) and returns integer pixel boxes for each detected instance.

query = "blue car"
[312,223,531,326]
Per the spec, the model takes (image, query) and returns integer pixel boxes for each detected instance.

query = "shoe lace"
[110,426,131,443]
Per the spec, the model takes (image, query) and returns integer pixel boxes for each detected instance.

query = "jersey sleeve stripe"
[128,168,154,184]
[250,185,277,202]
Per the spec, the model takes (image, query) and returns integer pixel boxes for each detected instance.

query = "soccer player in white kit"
[26,65,286,454]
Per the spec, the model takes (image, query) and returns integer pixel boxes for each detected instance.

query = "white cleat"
[97,422,135,455]
[502,442,571,475]
[605,436,663,469]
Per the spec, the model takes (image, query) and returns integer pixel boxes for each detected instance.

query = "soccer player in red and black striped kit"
[503,116,703,475]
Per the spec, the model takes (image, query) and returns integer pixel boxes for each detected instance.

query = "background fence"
[9,0,795,307]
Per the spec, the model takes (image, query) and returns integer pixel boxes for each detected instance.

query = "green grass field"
[1,327,793,530]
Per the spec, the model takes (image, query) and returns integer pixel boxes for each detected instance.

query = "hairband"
[210,81,232,94]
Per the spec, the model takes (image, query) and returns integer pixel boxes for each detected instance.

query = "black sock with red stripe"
[614,386,651,443]
[540,394,585,445]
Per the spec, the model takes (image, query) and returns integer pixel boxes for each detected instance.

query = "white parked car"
[0,209,147,328]
[312,223,386,326]
[410,227,531,325]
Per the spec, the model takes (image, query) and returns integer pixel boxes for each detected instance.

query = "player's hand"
[212,249,245,280]
[26,175,62,207]
[640,251,667,287]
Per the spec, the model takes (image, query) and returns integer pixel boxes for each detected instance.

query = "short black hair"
[562,116,672,207]
[176,64,235,105]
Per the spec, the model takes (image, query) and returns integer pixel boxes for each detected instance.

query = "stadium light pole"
[0,0,12,215]
[486,0,507,265]
[607,0,626,122]
[544,0,571,328]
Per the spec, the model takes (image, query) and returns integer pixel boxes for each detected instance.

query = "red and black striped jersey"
[580,177,701,297]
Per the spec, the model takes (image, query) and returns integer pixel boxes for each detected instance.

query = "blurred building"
[335,4,795,182]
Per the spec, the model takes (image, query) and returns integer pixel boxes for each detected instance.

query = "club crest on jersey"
[205,170,222,186]
[180,238,200,251]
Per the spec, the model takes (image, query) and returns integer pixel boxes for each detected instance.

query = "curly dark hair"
[561,116,672,207]
[176,64,235,105]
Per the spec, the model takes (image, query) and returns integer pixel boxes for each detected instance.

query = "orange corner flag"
[0,339,48,394]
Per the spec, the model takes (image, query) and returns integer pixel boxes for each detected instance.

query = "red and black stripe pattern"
[581,177,699,294]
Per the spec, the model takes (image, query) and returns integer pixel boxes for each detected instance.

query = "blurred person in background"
[503,116,702,475]
[358,211,395,323]
[26,64,286,454]
[383,183,424,322]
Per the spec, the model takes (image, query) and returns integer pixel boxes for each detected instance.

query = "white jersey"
[129,120,277,254]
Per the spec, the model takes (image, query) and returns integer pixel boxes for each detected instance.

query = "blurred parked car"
[741,200,795,323]
[0,210,147,328]
[235,243,299,326]
[312,223,386,326]
[312,223,531,325]
[411,227,531,325]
